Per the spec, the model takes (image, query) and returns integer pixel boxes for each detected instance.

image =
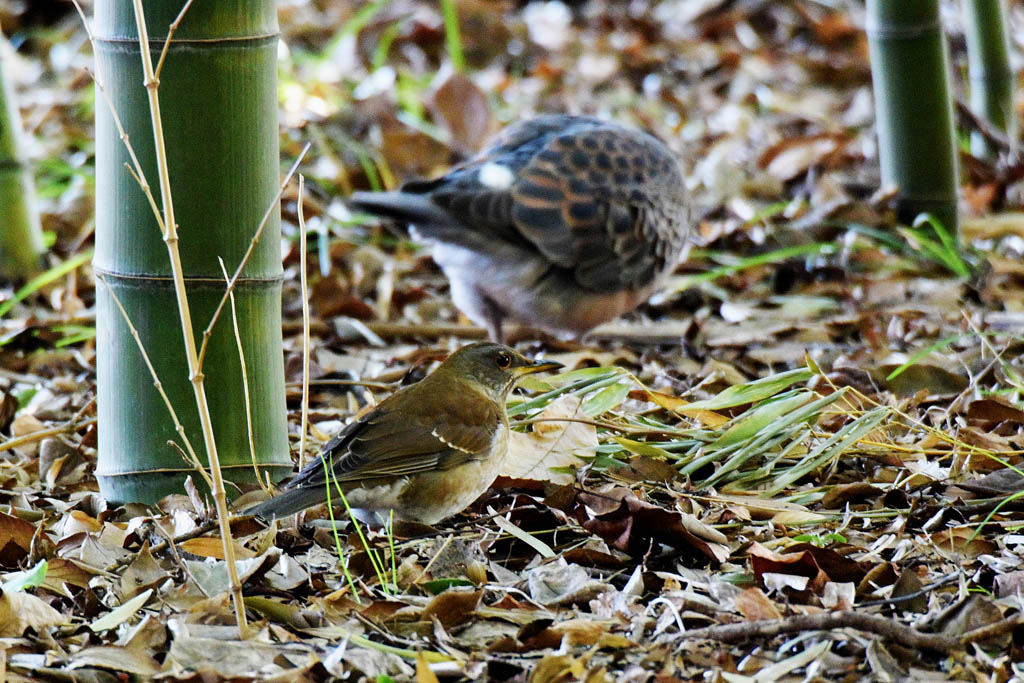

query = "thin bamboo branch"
[218,258,266,492]
[96,274,207,486]
[298,175,311,470]
[0,417,97,454]
[196,147,309,372]
[70,1,167,237]
[154,0,195,81]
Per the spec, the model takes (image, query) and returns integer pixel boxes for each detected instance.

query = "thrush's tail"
[243,485,327,520]
[348,191,451,231]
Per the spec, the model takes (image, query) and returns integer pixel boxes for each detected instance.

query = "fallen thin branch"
[953,100,1024,186]
[0,416,97,454]
[353,320,691,344]
[858,573,959,608]
[362,321,487,340]
[218,258,266,492]
[677,609,1024,653]
[105,515,223,572]
[954,98,1014,154]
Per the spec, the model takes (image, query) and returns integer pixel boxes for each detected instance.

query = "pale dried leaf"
[504,396,595,483]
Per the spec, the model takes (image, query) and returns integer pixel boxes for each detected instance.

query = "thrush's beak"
[517,358,563,376]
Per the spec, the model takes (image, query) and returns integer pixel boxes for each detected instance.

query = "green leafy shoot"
[35,156,94,199]
[0,249,93,319]
[682,368,814,411]
[53,324,97,348]
[2,559,47,592]
[898,213,971,278]
[669,242,835,291]
[440,0,465,73]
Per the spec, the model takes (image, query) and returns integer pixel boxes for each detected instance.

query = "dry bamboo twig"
[196,148,309,372]
[129,0,248,636]
[0,416,97,454]
[298,174,312,470]
[153,0,194,80]
[676,609,1024,653]
[954,99,1014,154]
[95,275,207,485]
[70,1,166,237]
[218,258,267,492]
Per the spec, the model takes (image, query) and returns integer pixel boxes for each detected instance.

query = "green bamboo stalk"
[0,32,44,279]
[866,0,960,236]
[93,0,290,504]
[962,0,1015,158]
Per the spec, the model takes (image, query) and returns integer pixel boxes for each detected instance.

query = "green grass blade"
[372,22,402,70]
[612,437,676,459]
[683,368,814,411]
[681,389,845,483]
[581,381,631,417]
[0,249,93,319]
[509,368,625,418]
[670,242,833,290]
[708,391,813,449]
[440,0,465,73]
[339,0,391,38]
[886,333,963,381]
[914,213,960,260]
[766,406,889,495]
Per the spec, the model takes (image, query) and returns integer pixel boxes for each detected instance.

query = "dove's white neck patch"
[478,162,515,189]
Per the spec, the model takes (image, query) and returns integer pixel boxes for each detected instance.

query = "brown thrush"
[246,343,561,524]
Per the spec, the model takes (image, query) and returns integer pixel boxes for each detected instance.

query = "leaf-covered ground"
[2,0,1024,680]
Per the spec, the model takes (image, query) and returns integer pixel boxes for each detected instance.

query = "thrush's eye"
[495,352,512,369]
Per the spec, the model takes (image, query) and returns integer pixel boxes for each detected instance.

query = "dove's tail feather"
[349,191,451,232]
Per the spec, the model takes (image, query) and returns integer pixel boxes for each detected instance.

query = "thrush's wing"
[278,383,501,494]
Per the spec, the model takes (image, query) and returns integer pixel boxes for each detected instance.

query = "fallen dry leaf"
[428,71,494,155]
[504,396,595,484]
[0,590,68,636]
[734,587,783,620]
